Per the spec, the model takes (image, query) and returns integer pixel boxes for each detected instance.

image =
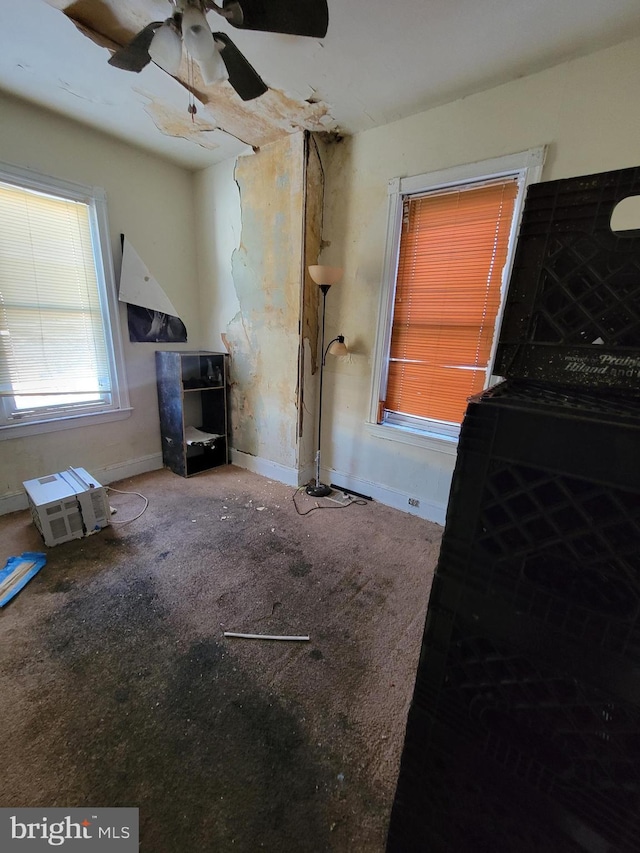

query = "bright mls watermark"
[0,809,138,851]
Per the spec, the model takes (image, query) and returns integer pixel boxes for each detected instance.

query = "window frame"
[368,148,545,452]
[0,161,131,441]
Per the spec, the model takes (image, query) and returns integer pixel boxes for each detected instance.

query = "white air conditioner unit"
[23,467,110,547]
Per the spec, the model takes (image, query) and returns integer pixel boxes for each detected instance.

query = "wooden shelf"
[155,351,229,478]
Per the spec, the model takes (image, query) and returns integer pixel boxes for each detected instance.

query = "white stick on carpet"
[223,632,310,641]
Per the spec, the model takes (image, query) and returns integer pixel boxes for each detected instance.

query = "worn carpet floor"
[0,466,441,852]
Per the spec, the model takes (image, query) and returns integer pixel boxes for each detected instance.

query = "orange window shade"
[384,178,518,425]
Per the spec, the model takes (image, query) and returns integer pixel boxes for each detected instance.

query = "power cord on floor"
[106,486,149,525]
[292,486,367,516]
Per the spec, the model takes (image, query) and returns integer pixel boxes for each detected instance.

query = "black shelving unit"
[155,351,229,478]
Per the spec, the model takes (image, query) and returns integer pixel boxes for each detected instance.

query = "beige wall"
[0,93,200,509]
[317,35,640,523]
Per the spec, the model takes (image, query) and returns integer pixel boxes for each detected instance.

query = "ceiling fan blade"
[213,33,268,101]
[215,0,329,38]
[108,22,163,72]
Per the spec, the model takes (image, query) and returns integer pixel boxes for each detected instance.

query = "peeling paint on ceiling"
[178,85,334,152]
[43,0,337,153]
[141,96,223,150]
[6,0,640,169]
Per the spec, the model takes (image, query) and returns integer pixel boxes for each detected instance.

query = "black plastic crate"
[387,714,587,853]
[391,583,640,852]
[414,574,640,708]
[479,377,640,421]
[495,167,640,390]
[438,382,640,667]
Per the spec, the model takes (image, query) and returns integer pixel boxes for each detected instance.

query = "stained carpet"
[0,466,441,852]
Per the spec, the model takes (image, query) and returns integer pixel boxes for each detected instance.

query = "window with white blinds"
[370,149,545,446]
[0,164,129,435]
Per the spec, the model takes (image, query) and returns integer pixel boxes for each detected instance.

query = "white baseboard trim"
[95,452,164,485]
[230,449,306,487]
[323,466,447,526]
[0,452,163,517]
[0,491,30,516]
[230,450,447,524]
[2,450,447,525]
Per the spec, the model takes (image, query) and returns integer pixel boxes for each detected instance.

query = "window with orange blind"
[382,177,518,427]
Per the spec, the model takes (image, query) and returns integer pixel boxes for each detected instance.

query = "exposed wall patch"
[226,135,307,469]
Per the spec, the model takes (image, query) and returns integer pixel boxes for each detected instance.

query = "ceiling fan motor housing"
[108,0,329,102]
[222,0,329,37]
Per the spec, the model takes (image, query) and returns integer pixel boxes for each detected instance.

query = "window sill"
[0,407,133,441]
[365,421,458,455]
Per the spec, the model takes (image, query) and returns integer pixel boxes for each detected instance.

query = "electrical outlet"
[408,497,420,507]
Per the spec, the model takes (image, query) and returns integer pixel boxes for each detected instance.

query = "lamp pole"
[307,283,332,497]
[306,264,345,497]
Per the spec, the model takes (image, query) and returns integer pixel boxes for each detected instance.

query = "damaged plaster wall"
[196,133,313,477]
[229,134,305,472]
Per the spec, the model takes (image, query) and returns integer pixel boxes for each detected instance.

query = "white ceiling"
[2,0,640,170]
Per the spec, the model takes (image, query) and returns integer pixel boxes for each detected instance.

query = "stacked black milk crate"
[387,167,640,853]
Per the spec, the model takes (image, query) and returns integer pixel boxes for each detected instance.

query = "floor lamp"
[306,265,348,497]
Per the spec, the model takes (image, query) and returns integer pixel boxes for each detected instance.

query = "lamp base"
[305,482,332,498]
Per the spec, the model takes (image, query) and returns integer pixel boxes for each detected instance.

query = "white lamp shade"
[196,48,229,85]
[308,265,343,286]
[148,24,183,74]
[182,5,216,60]
[328,338,348,357]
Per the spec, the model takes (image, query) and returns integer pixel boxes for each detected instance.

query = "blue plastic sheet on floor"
[0,552,47,607]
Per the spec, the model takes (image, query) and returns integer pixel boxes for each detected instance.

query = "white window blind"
[0,166,129,435]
